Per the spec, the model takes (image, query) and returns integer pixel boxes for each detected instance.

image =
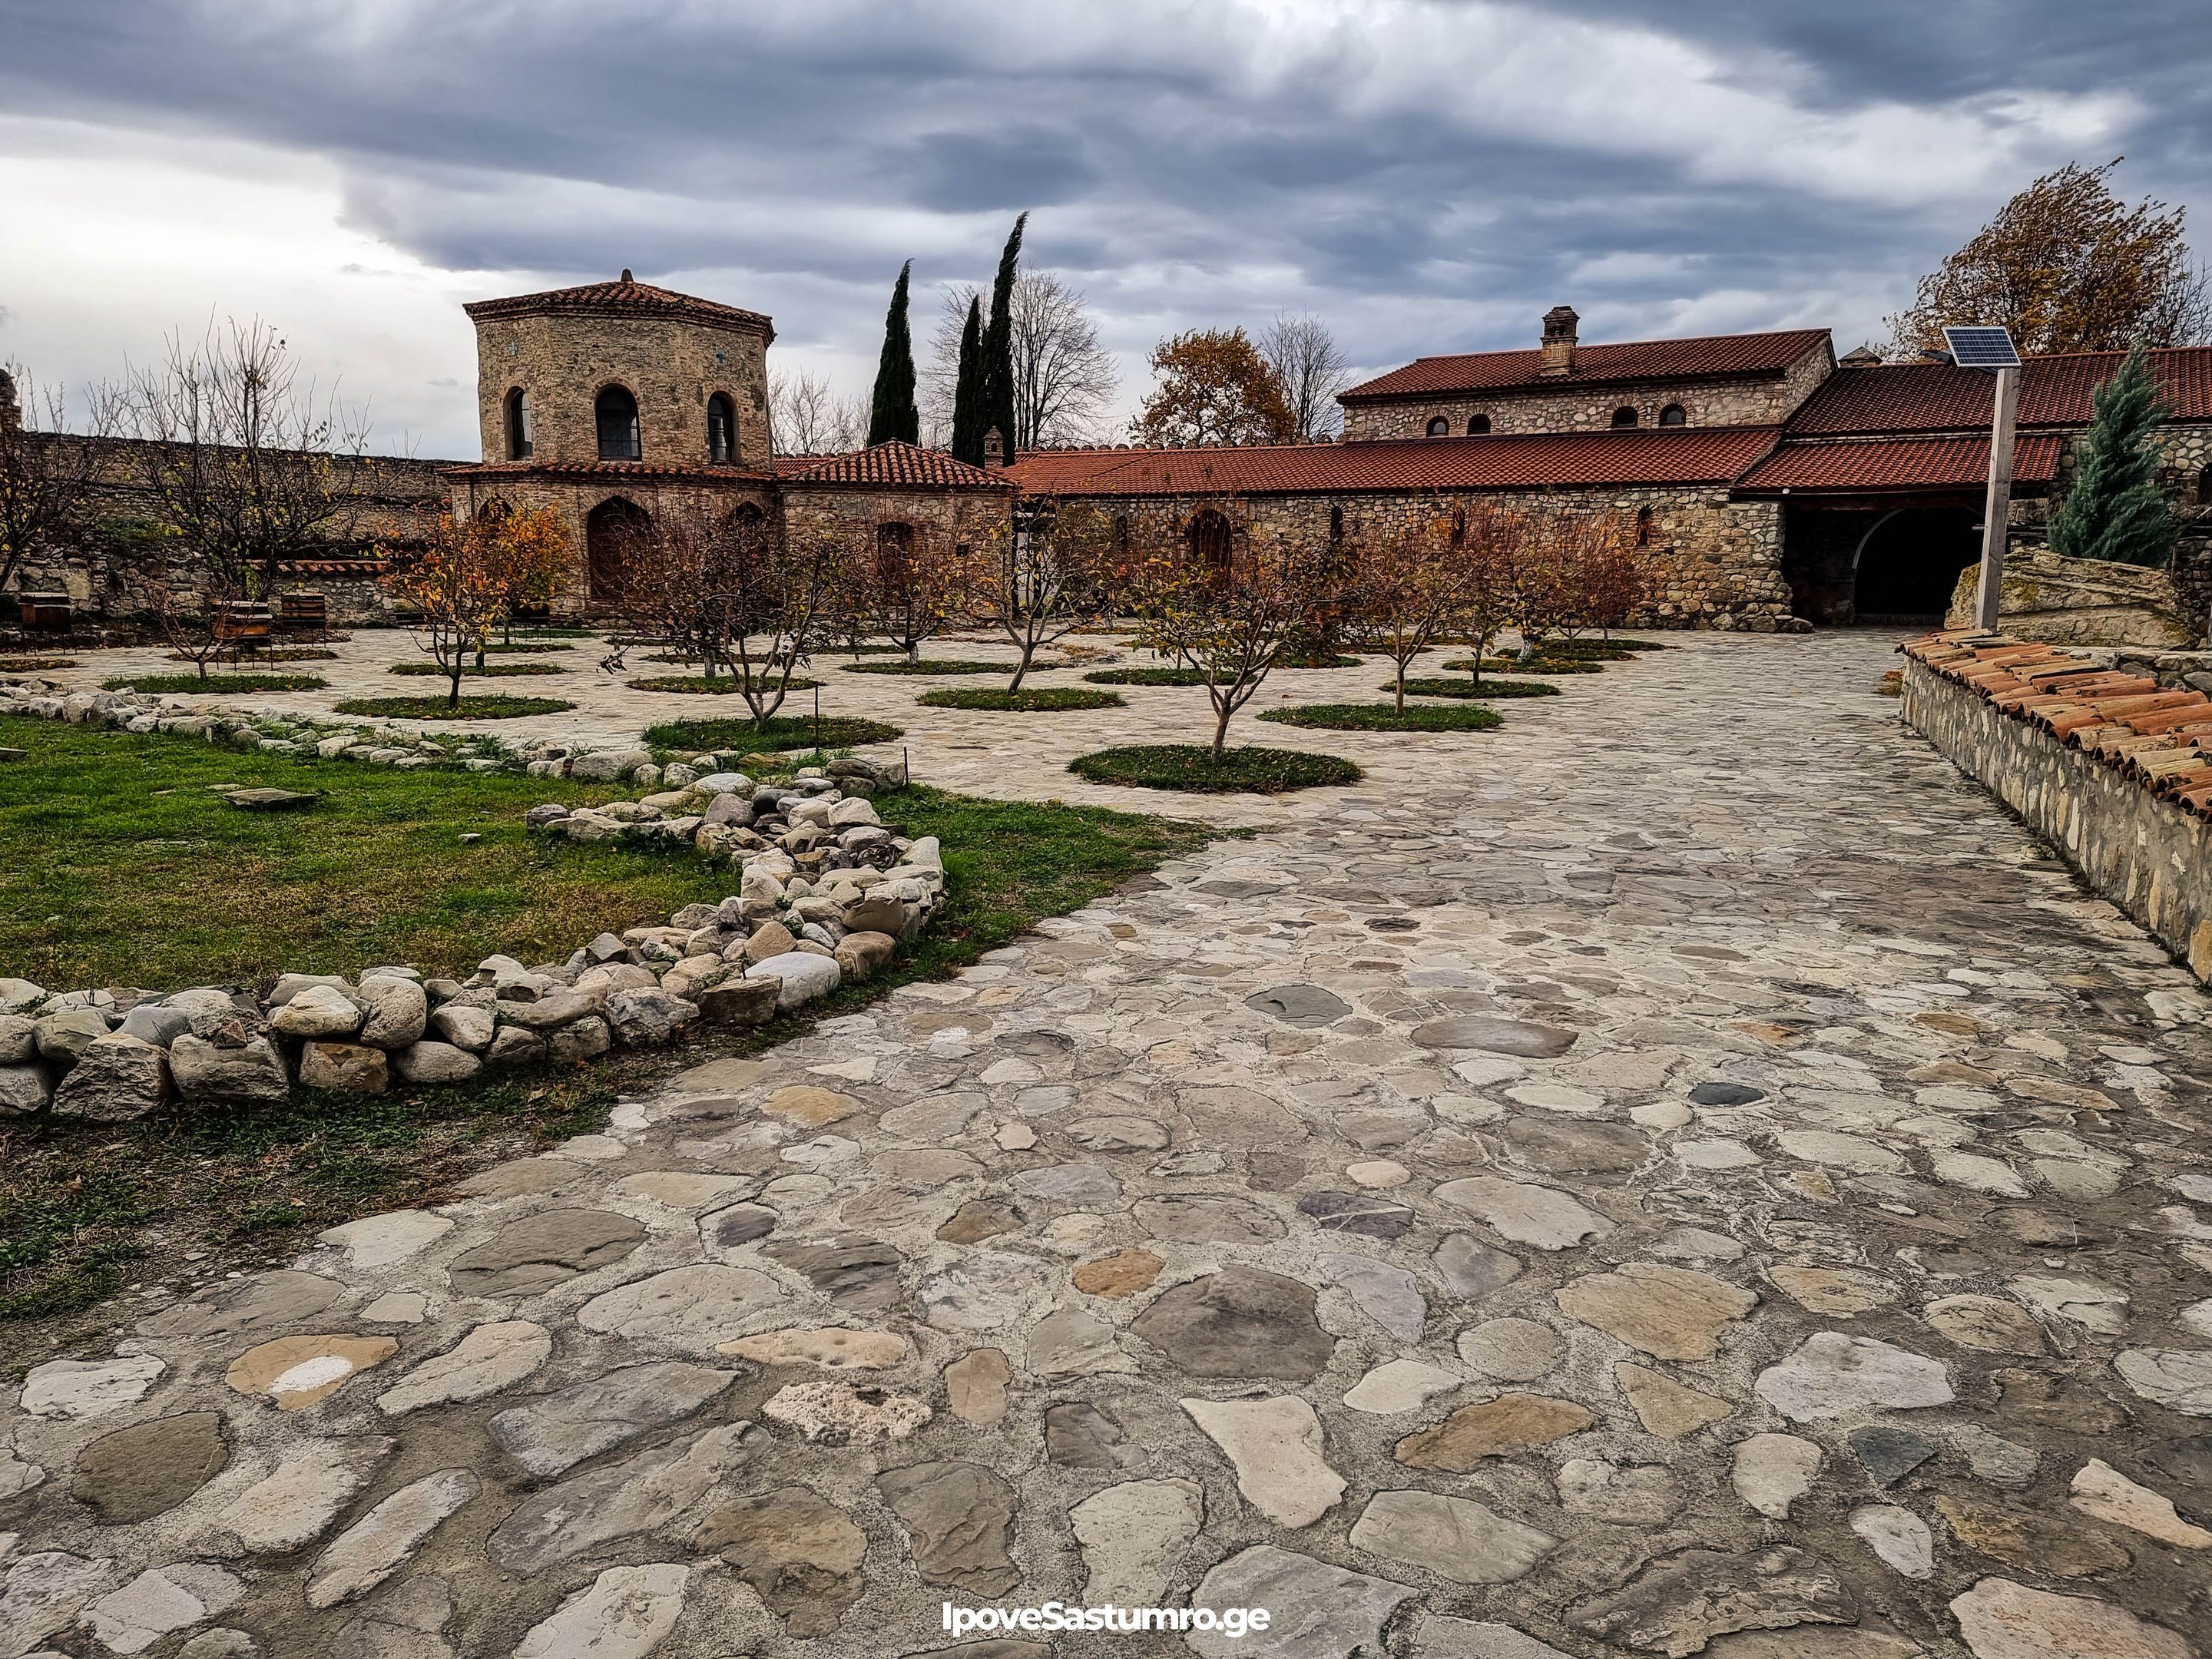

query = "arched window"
[1449,508,1467,549]
[1328,505,1344,551]
[505,389,533,460]
[1657,403,1687,427]
[595,385,641,461]
[2199,464,2212,507]
[1635,506,1654,548]
[1187,508,1233,585]
[707,393,737,465]
[1426,416,1450,437]
[1466,414,1490,435]
[1611,406,1639,429]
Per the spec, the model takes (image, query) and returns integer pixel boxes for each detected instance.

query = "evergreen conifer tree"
[980,214,1027,462]
[2048,343,2177,567]
[866,260,920,447]
[950,295,985,466]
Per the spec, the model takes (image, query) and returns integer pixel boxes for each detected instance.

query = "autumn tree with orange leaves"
[1887,160,2211,358]
[1134,329,1296,447]
[386,505,570,708]
[1349,499,1517,710]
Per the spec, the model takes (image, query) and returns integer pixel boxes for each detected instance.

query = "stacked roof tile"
[1339,329,1830,401]
[463,276,774,336]
[1902,630,2212,818]
[1737,434,2063,494]
[777,441,1012,489]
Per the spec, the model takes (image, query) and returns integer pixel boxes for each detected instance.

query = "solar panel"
[1943,326,2022,369]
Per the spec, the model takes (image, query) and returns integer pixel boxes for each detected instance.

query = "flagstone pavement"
[5,629,2210,1659]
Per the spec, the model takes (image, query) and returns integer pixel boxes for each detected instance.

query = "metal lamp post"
[1943,326,2025,632]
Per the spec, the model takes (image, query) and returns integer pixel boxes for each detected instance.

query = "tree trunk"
[1211,698,1233,761]
[1008,643,1033,694]
[1396,664,1406,713]
[447,661,463,710]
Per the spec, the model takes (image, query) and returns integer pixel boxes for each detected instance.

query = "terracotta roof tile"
[464,276,773,338]
[445,459,774,484]
[1737,434,2063,493]
[1340,329,1830,402]
[1790,347,2212,435]
[1005,426,1783,497]
[778,441,1012,489]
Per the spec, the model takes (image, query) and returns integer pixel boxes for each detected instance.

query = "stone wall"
[1339,346,1833,441]
[472,311,772,470]
[1900,645,2212,982]
[778,484,1011,556]
[1085,485,1796,629]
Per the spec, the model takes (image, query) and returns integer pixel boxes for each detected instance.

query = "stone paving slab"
[5,631,2210,1658]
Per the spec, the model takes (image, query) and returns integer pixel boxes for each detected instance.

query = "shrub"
[644,714,904,751]
[108,673,327,694]
[919,687,1126,712]
[333,694,575,720]
[1068,743,1360,793]
[1259,701,1501,732]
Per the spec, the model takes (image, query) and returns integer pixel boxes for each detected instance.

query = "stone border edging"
[1899,628,2212,980]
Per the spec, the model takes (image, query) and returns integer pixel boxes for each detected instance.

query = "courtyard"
[2,628,2207,1657]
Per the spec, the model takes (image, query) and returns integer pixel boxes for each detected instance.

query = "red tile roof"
[1788,347,2212,435]
[1737,434,2064,494]
[1340,329,1830,402]
[464,276,773,339]
[1006,426,1783,498]
[778,441,1012,490]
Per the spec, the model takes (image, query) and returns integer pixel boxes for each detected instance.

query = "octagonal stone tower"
[463,270,775,471]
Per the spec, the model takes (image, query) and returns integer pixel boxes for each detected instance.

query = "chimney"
[1538,306,1578,376]
[982,426,1006,468]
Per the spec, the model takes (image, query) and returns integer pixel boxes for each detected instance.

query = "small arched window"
[1611,406,1639,429]
[876,521,916,594]
[1113,514,1131,555]
[1187,509,1233,585]
[1426,416,1450,437]
[1657,403,1687,427]
[1466,414,1490,435]
[505,389,533,459]
[707,393,737,465]
[1635,506,1654,548]
[595,385,642,461]
[1449,508,1467,549]
[1328,505,1344,554]
[2199,464,2212,507]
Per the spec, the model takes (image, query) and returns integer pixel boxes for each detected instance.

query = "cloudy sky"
[1,1,2204,457]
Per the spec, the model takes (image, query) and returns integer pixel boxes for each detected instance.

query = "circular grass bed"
[844,657,1038,676]
[389,661,567,677]
[2,657,78,671]
[1082,666,1208,687]
[1274,651,1366,669]
[1442,656,1603,676]
[626,674,823,694]
[516,625,598,638]
[1555,637,1667,654]
[108,673,329,694]
[333,694,575,720]
[644,714,903,752]
[1396,676,1561,700]
[1260,701,1501,732]
[1068,743,1361,794]
[170,647,338,664]
[480,641,576,654]
[919,687,1127,713]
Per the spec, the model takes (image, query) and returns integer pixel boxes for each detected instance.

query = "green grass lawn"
[918,687,1126,712]
[0,717,1215,1333]
[0,713,722,988]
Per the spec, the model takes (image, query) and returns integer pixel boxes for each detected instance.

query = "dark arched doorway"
[1853,507,1979,624]
[586,496,651,608]
[1187,509,1233,587]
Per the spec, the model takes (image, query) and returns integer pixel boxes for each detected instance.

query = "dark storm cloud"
[2,0,2205,416]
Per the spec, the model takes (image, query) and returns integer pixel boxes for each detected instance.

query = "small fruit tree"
[958,494,1116,690]
[1125,497,1331,760]
[385,505,570,709]
[1350,498,1512,710]
[845,513,968,664]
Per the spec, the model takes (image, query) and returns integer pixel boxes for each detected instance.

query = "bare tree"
[926,273,1118,450]
[956,496,1116,690]
[0,364,122,598]
[1259,312,1353,441]
[770,372,859,456]
[124,318,369,596]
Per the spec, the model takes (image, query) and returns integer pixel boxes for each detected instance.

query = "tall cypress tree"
[980,213,1026,462]
[867,260,920,447]
[950,295,985,467]
[2048,342,2176,567]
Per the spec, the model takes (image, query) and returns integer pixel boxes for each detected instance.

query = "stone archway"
[1853,506,1979,624]
[586,496,652,609]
